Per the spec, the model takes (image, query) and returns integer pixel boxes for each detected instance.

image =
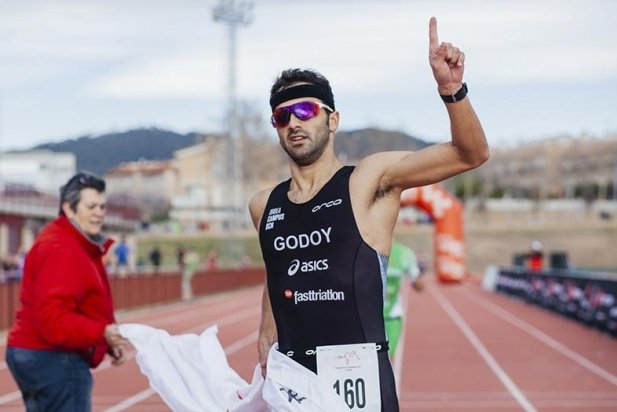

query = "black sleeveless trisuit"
[259,166,399,411]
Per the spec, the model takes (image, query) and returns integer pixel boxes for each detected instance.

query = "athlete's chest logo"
[265,206,285,230]
[311,198,342,213]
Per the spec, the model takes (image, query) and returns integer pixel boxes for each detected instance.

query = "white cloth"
[264,343,349,411]
[119,324,349,412]
[119,324,266,411]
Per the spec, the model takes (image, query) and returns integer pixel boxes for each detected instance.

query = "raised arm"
[355,17,489,196]
[425,15,489,176]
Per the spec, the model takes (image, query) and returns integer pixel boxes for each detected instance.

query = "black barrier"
[512,253,527,267]
[495,268,617,336]
[550,252,570,270]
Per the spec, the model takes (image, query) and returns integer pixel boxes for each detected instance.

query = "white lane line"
[102,389,156,412]
[0,390,21,405]
[399,389,617,401]
[400,385,617,410]
[399,399,526,409]
[103,330,258,412]
[130,294,257,329]
[224,330,258,355]
[431,287,537,412]
[464,289,617,386]
[185,307,259,333]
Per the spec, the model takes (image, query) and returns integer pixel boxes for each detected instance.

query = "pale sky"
[1,0,616,151]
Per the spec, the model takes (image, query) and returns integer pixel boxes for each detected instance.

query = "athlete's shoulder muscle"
[249,188,274,230]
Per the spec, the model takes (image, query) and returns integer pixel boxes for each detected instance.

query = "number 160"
[333,378,366,409]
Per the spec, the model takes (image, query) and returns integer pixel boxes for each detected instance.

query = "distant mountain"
[335,128,432,160]
[31,127,433,175]
[34,128,201,175]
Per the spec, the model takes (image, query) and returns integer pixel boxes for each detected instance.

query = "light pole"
[613,153,617,201]
[212,0,254,232]
[0,97,4,193]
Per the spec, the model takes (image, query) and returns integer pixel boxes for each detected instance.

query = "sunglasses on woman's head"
[270,101,333,128]
[60,173,105,199]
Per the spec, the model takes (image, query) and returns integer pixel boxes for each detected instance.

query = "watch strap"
[440,83,468,103]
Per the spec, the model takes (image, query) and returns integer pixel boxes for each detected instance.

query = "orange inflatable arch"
[400,184,466,283]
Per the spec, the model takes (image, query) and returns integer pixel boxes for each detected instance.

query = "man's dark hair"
[59,171,106,215]
[270,68,333,97]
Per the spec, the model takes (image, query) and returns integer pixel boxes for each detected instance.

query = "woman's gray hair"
[59,171,106,215]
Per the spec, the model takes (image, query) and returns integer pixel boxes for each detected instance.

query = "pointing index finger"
[429,16,438,47]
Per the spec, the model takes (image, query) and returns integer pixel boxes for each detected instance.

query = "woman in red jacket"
[6,171,129,412]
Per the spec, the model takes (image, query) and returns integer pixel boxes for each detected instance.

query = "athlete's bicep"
[381,143,480,191]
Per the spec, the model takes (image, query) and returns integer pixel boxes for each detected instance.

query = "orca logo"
[312,198,342,213]
[287,258,329,276]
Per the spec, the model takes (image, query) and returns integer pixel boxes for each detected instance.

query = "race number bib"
[316,343,381,411]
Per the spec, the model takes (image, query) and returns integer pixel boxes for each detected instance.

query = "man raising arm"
[250,16,488,411]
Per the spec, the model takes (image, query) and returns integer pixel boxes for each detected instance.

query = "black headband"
[269,84,335,111]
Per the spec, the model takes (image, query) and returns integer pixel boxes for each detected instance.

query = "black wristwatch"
[440,83,468,103]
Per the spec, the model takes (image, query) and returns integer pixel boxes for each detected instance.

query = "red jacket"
[7,215,116,367]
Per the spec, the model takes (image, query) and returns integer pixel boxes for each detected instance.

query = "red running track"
[1,279,616,411]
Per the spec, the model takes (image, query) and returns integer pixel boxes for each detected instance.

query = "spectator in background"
[113,235,130,276]
[528,240,544,271]
[0,252,25,282]
[5,171,128,412]
[149,245,162,273]
[176,246,186,273]
[181,248,199,300]
[0,255,14,283]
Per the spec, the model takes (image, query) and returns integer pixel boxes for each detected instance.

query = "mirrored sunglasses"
[270,101,333,128]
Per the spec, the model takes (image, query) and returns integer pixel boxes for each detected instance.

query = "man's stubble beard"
[281,123,330,167]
